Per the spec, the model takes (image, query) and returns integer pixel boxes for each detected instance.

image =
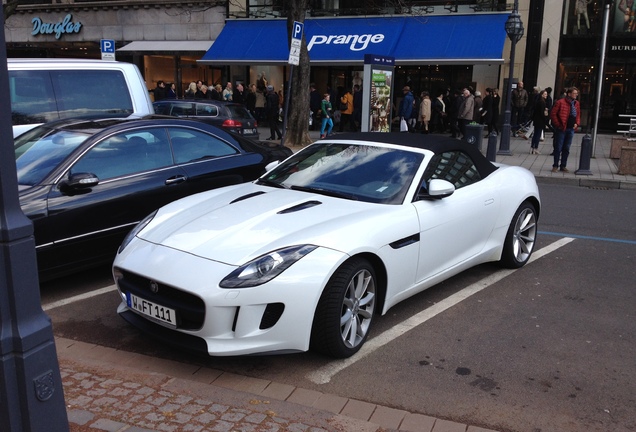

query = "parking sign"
[101,39,115,61]
[288,21,303,66]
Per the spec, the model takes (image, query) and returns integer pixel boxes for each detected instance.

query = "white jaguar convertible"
[113,132,540,358]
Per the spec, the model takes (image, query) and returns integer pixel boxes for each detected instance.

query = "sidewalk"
[58,337,493,432]
[60,129,634,432]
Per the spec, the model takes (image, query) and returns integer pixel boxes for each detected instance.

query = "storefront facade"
[4,2,227,98]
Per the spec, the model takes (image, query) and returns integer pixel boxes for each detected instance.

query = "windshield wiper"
[256,178,288,189]
[290,185,358,201]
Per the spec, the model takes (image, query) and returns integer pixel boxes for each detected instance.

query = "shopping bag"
[400,118,408,132]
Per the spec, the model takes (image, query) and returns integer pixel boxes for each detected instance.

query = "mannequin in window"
[618,0,636,32]
[575,0,592,33]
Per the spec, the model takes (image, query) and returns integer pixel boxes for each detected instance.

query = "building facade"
[4,0,633,133]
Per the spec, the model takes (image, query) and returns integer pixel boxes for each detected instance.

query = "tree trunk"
[284,1,313,147]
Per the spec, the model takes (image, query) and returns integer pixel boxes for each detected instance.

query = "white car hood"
[138,183,407,266]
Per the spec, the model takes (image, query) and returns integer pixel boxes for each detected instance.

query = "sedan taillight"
[222,119,242,128]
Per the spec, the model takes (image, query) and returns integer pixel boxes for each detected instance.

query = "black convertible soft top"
[326,132,498,179]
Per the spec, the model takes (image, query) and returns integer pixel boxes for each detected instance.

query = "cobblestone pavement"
[58,338,497,432]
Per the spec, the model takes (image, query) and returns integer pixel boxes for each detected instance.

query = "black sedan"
[15,117,291,280]
[153,100,259,138]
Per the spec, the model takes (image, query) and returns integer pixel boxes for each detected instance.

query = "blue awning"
[200,13,509,65]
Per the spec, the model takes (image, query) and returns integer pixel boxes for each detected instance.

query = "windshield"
[259,143,424,204]
[15,126,90,185]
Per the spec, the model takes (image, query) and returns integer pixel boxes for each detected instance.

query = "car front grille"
[117,269,205,330]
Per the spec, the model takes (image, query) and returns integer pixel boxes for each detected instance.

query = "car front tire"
[500,201,538,268]
[311,258,377,358]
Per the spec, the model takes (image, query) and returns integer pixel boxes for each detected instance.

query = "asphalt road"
[41,182,636,432]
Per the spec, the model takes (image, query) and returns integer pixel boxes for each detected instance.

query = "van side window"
[9,69,134,126]
[9,71,57,125]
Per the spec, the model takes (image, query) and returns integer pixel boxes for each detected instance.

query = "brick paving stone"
[67,409,95,425]
[432,419,468,432]
[369,405,408,430]
[400,413,436,432]
[89,418,128,431]
[340,398,376,421]
[209,419,234,431]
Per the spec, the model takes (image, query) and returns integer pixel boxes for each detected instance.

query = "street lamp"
[498,2,525,155]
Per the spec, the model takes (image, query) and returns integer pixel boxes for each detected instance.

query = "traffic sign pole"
[281,21,303,147]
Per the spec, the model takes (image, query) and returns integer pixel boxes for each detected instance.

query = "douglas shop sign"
[31,14,82,39]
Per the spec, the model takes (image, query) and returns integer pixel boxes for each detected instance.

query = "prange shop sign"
[31,14,82,39]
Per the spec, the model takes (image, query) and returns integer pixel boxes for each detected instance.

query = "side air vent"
[277,200,322,214]
[230,191,266,204]
[260,303,285,329]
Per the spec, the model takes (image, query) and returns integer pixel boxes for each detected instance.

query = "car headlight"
[220,245,317,288]
[118,210,157,253]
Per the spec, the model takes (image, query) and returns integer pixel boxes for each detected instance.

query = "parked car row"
[15,116,291,280]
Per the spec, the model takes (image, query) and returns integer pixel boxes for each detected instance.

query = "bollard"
[575,133,593,175]
[486,131,497,162]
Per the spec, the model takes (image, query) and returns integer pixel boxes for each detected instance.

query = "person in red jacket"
[549,87,580,173]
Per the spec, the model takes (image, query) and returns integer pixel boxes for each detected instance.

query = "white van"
[8,59,154,137]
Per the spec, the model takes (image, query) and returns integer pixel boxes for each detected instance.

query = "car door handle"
[165,175,187,185]
[484,198,494,206]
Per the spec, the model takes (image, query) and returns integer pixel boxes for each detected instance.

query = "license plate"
[126,292,177,327]
[244,128,257,135]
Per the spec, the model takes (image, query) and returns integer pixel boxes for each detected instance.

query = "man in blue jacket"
[399,86,414,131]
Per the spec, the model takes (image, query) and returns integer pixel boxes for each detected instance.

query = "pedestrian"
[166,82,177,99]
[309,83,321,131]
[210,84,222,101]
[491,88,501,135]
[195,84,210,99]
[184,82,197,99]
[352,84,362,131]
[481,88,493,134]
[431,90,446,133]
[234,83,246,105]
[246,84,257,117]
[265,85,282,140]
[339,87,354,132]
[511,81,528,129]
[458,88,474,139]
[473,90,483,123]
[320,93,334,139]
[448,89,462,138]
[530,90,549,154]
[398,86,414,132]
[153,80,167,101]
[419,91,431,133]
[223,82,233,102]
[549,87,580,173]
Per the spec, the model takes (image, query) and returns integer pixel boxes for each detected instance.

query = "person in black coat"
[265,85,282,140]
[481,88,494,134]
[530,89,548,154]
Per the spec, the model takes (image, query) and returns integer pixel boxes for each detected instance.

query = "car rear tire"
[310,258,376,358]
[500,201,538,269]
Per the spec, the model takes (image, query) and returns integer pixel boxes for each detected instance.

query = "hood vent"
[277,200,322,214]
[230,191,266,204]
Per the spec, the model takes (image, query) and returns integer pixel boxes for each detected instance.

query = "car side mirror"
[265,161,280,172]
[59,172,99,194]
[417,178,455,200]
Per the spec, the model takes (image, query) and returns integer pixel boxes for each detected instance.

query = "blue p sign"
[100,39,115,53]
[292,21,304,40]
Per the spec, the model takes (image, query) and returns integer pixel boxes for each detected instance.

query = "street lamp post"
[0,13,69,432]
[498,1,525,156]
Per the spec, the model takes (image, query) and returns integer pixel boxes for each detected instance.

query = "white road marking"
[306,237,576,384]
[42,285,118,311]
